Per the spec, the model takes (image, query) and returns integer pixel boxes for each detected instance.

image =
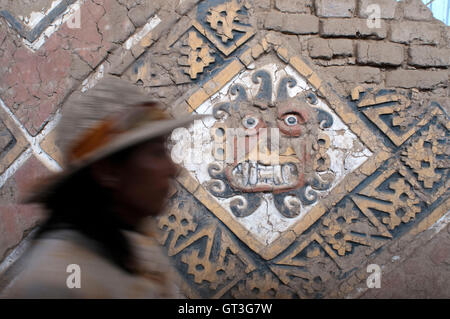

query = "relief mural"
[0,0,447,299]
[125,0,449,298]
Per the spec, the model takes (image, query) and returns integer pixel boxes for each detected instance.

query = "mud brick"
[315,0,356,18]
[265,12,319,34]
[408,46,450,67]
[320,18,387,39]
[357,41,404,66]
[390,21,441,45]
[386,70,448,89]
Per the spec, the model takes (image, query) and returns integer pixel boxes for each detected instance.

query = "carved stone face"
[206,68,336,219]
[219,97,319,194]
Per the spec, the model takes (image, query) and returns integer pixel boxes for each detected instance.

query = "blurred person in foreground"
[2,77,203,298]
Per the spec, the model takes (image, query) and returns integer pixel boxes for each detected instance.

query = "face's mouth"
[225,161,304,192]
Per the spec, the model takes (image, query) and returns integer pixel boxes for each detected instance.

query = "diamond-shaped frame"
[175,38,393,260]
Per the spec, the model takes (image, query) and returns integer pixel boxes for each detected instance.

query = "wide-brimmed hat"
[25,76,204,203]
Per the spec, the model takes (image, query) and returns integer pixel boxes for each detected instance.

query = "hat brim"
[24,114,208,204]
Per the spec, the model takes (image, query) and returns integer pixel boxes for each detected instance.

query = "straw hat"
[25,76,204,202]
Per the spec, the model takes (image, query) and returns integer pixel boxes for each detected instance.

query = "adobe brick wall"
[0,0,448,298]
[253,0,449,108]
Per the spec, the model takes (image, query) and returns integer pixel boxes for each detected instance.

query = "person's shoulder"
[2,230,117,298]
[1,230,85,298]
[3,229,184,298]
[25,230,106,268]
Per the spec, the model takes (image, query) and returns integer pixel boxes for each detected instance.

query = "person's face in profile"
[96,135,178,225]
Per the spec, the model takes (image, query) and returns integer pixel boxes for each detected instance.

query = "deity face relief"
[221,97,319,194]
[206,69,336,219]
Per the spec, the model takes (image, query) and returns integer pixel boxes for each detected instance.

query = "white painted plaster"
[124,15,161,50]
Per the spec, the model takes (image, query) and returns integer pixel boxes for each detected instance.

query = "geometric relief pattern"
[354,88,449,207]
[351,96,449,238]
[401,122,449,190]
[352,87,446,148]
[268,195,392,298]
[353,163,423,232]
[195,0,255,56]
[129,1,255,87]
[158,185,257,298]
[179,31,216,80]
[319,200,385,255]
[153,1,450,299]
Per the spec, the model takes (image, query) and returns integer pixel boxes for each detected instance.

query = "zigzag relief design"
[157,184,257,298]
[351,87,446,148]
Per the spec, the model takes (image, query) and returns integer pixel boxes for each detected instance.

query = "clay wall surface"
[0,0,448,298]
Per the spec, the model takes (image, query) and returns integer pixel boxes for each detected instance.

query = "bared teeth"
[258,165,274,184]
[242,162,249,186]
[273,165,283,185]
[231,162,298,188]
[249,162,257,186]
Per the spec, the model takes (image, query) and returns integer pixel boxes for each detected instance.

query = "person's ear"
[90,159,120,189]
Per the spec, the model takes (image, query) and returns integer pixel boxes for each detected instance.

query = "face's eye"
[278,113,306,137]
[282,113,305,126]
[242,116,259,129]
[284,115,298,126]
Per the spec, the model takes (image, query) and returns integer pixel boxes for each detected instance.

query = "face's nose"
[254,144,280,166]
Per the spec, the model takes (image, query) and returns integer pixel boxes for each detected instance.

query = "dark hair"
[35,150,137,274]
